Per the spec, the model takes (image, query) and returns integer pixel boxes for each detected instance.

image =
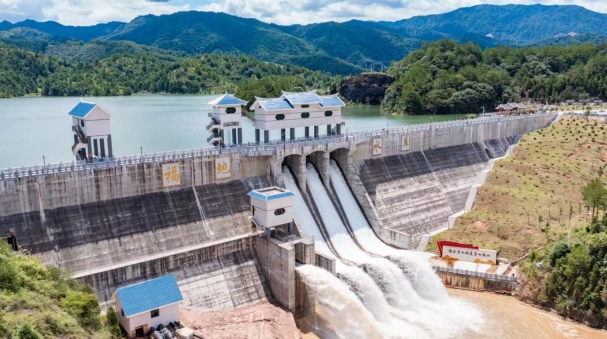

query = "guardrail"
[433,266,518,283]
[0,112,556,180]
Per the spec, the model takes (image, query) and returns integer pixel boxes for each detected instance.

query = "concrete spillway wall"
[0,113,555,312]
[81,238,270,311]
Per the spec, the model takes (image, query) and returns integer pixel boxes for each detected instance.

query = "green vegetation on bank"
[383,40,607,114]
[0,243,111,338]
[0,44,337,98]
[434,115,607,327]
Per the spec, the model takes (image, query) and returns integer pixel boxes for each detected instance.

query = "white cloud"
[198,0,607,25]
[0,0,606,25]
[0,0,189,25]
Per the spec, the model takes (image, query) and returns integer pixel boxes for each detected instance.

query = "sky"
[0,0,606,26]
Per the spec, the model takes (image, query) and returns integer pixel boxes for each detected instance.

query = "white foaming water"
[296,265,388,339]
[306,164,430,311]
[328,160,487,337]
[283,167,334,258]
[329,160,447,301]
[287,165,486,338]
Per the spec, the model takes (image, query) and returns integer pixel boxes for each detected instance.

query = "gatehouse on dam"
[0,97,557,319]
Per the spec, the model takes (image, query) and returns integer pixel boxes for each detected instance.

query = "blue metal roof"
[116,275,183,317]
[68,102,96,118]
[208,93,247,106]
[320,96,346,107]
[258,98,294,111]
[248,190,294,201]
[282,91,322,105]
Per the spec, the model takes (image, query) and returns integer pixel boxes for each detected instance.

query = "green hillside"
[0,44,337,98]
[382,40,607,114]
[3,5,607,76]
[0,243,111,338]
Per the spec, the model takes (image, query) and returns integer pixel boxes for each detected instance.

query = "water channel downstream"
[300,289,607,339]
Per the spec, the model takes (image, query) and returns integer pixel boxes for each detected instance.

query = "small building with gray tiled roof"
[207,93,248,146]
[251,91,345,143]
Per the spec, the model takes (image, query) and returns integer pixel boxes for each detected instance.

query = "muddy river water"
[300,289,607,339]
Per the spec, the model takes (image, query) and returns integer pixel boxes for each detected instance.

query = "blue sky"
[0,0,606,26]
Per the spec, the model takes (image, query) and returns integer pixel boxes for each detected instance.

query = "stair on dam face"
[356,143,496,240]
[356,152,454,238]
[423,144,487,212]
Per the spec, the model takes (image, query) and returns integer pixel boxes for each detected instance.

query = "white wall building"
[251,91,345,143]
[248,187,295,238]
[206,93,248,146]
[112,275,184,338]
[68,101,113,162]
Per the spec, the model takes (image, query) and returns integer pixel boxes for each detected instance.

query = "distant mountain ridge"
[377,4,607,43]
[1,4,607,75]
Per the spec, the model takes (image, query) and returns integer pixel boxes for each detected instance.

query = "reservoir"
[0,94,463,168]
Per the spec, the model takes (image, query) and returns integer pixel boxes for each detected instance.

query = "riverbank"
[433,115,607,328]
[449,289,607,338]
[180,301,300,339]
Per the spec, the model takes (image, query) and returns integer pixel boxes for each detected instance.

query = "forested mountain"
[530,34,607,47]
[3,5,607,76]
[382,40,607,114]
[0,45,337,98]
[378,5,607,43]
[0,19,124,41]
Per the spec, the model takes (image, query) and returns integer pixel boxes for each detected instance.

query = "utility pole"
[42,154,46,168]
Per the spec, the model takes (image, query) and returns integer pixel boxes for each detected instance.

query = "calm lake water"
[0,94,463,169]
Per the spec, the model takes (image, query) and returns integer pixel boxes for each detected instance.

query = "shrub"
[106,306,122,339]
[60,291,101,330]
[12,322,43,339]
[0,257,21,292]
[549,242,570,266]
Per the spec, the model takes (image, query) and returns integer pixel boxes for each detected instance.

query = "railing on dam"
[433,266,518,283]
[0,112,556,180]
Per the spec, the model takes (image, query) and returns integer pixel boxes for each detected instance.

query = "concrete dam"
[0,113,556,329]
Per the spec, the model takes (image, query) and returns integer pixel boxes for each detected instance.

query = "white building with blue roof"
[112,274,184,338]
[248,186,295,236]
[251,91,345,143]
[68,100,113,162]
[207,93,247,146]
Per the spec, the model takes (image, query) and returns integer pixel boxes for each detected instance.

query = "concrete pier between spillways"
[0,113,556,316]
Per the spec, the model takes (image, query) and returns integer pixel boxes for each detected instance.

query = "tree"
[12,322,43,339]
[106,306,122,339]
[582,178,607,219]
[538,215,543,229]
[569,203,574,227]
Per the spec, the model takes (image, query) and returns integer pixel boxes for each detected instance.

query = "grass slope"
[433,116,607,259]
[0,243,109,338]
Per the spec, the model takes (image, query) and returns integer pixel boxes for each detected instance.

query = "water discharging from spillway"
[329,160,447,301]
[286,164,485,338]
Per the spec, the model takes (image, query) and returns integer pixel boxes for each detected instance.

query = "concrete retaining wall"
[0,174,271,274]
[437,272,517,293]
[81,238,269,311]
